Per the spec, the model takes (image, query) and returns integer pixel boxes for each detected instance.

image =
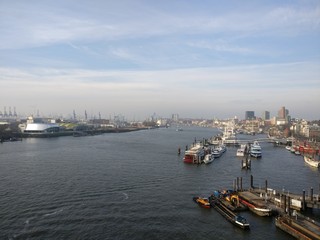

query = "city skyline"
[0,1,319,120]
[0,105,316,122]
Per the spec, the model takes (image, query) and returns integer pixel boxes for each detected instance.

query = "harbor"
[188,126,320,239]
[193,174,320,239]
[1,126,319,239]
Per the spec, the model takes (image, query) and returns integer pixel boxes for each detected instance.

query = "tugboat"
[193,197,211,209]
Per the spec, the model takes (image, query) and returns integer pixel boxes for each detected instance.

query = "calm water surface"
[1,126,319,239]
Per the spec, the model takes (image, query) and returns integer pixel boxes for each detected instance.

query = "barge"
[238,191,272,217]
[276,214,320,240]
[209,196,250,230]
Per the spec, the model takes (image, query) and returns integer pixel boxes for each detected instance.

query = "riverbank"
[0,127,151,140]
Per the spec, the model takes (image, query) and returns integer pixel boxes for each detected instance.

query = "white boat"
[203,154,214,164]
[236,144,247,157]
[285,146,291,151]
[237,148,245,157]
[212,144,226,158]
[250,141,262,158]
[304,155,320,168]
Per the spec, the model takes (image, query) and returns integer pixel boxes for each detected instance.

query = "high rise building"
[262,111,270,120]
[278,106,286,119]
[245,111,255,120]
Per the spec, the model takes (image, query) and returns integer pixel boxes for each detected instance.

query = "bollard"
[240,177,243,191]
[265,180,268,193]
[236,177,239,191]
[250,175,253,189]
[284,195,287,213]
[288,196,291,217]
[311,187,313,202]
[302,190,306,211]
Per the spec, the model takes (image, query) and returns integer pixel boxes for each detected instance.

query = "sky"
[0,0,319,120]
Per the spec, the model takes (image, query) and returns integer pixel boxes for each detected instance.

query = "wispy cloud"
[1,1,319,50]
[0,1,319,119]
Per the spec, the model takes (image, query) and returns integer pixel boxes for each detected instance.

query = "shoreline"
[0,127,151,141]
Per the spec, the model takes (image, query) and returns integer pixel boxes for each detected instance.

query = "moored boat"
[203,153,214,164]
[209,196,250,230]
[193,197,211,208]
[236,144,248,157]
[236,148,245,157]
[238,191,272,217]
[304,155,320,168]
[183,144,205,164]
[239,198,272,217]
[250,141,262,158]
[212,144,226,158]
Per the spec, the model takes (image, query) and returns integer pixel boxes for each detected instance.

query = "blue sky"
[0,0,319,120]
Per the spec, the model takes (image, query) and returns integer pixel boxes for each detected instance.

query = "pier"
[209,137,282,146]
[231,175,320,239]
[247,175,320,211]
[276,214,320,240]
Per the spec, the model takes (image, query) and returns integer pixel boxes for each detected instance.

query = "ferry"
[183,144,205,164]
[212,144,226,158]
[250,141,262,158]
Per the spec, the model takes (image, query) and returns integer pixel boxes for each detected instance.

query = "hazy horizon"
[1,1,319,120]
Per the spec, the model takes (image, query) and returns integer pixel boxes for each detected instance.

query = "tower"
[278,106,286,119]
[262,111,270,120]
[245,111,255,120]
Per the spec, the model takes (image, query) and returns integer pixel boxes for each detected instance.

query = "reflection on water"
[1,127,318,239]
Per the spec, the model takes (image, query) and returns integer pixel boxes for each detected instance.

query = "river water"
[1,126,319,239]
